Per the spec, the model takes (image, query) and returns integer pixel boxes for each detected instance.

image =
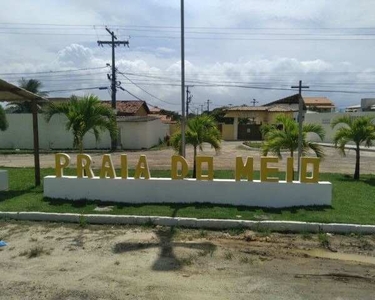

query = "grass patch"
[224,251,234,260]
[180,254,196,266]
[78,215,88,228]
[240,256,255,264]
[318,233,330,248]
[1,168,375,225]
[243,141,263,149]
[243,141,288,152]
[301,231,313,240]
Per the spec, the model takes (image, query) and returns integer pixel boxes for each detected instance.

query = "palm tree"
[6,78,48,113]
[262,115,325,175]
[170,115,221,178]
[0,106,8,131]
[45,94,117,153]
[331,115,375,180]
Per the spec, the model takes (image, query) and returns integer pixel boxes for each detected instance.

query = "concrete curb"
[1,211,375,234]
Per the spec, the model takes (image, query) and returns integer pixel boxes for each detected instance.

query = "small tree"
[170,115,221,178]
[6,78,48,113]
[45,94,117,152]
[262,114,325,159]
[331,115,375,180]
[262,115,325,179]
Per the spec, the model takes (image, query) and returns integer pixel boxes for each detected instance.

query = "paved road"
[0,141,374,175]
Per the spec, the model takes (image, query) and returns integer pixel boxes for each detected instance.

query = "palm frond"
[303,123,325,141]
[262,114,325,159]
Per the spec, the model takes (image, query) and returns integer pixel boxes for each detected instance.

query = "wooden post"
[31,100,41,186]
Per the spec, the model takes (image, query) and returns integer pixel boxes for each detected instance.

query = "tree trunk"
[354,143,360,180]
[78,136,84,154]
[290,150,294,181]
[193,146,197,178]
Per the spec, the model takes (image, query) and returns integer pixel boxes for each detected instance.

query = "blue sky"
[1,0,375,111]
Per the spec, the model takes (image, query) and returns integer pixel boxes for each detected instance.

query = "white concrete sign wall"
[44,176,332,208]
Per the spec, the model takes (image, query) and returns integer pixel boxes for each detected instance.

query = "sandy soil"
[1,221,375,300]
[1,141,375,175]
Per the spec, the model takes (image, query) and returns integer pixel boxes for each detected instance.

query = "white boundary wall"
[0,170,8,191]
[305,111,375,143]
[44,176,332,208]
[0,114,168,150]
[120,118,168,149]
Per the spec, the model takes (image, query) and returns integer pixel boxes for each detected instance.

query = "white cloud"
[57,44,94,67]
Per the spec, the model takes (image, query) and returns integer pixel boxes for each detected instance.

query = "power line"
[117,70,179,105]
[2,22,375,30]
[118,87,144,101]
[2,31,375,40]
[43,86,107,93]
[43,83,375,95]
[0,66,108,76]
[4,26,375,36]
[120,69,375,76]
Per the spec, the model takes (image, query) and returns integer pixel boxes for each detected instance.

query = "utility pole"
[180,0,186,157]
[200,104,204,114]
[186,86,193,118]
[291,80,309,180]
[251,98,259,106]
[206,99,212,113]
[98,27,129,150]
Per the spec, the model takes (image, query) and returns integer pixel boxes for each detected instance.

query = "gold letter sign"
[260,157,279,182]
[55,153,70,177]
[77,154,94,178]
[171,155,189,180]
[100,154,116,179]
[300,157,320,183]
[135,155,151,179]
[196,156,214,181]
[235,157,253,181]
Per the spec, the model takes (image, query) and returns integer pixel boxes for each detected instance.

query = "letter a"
[135,155,150,179]
[100,154,116,179]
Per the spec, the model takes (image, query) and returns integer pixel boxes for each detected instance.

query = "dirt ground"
[1,141,375,175]
[1,221,375,300]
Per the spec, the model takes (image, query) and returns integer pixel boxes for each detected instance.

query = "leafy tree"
[331,115,375,180]
[0,106,8,131]
[209,106,229,123]
[6,78,48,113]
[45,94,117,153]
[171,115,221,178]
[160,109,181,121]
[262,115,325,176]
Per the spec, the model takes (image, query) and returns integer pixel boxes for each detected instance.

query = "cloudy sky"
[1,0,375,112]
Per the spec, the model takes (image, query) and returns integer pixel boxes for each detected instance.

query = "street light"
[180,0,186,157]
